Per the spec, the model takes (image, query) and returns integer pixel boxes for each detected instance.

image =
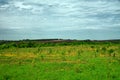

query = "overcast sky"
[0,0,120,40]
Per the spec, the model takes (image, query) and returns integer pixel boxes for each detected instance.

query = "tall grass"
[0,44,120,80]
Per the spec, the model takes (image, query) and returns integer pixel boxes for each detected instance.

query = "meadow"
[0,40,120,80]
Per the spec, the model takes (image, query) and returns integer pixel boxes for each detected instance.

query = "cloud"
[0,0,9,5]
[13,1,32,10]
[0,0,120,40]
[1,0,120,17]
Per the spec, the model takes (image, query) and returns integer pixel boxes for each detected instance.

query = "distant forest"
[0,39,120,49]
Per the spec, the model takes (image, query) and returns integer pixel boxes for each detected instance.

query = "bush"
[108,49,114,57]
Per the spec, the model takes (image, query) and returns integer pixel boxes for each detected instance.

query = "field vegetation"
[0,39,120,80]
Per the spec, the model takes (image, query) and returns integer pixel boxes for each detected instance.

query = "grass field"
[0,43,120,80]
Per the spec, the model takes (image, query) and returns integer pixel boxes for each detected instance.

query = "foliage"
[0,41,120,80]
[0,40,120,49]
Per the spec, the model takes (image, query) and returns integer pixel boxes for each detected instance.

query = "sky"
[0,0,120,40]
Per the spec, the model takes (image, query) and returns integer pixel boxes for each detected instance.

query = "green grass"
[0,44,120,80]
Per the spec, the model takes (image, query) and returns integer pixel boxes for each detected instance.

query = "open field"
[0,40,120,80]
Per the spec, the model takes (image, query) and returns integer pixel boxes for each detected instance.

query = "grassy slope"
[0,44,120,80]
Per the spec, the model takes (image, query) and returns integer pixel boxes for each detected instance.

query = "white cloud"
[0,0,120,40]
[13,1,32,10]
[0,4,9,9]
[0,0,120,31]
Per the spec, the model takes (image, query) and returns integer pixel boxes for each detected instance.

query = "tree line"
[0,39,120,49]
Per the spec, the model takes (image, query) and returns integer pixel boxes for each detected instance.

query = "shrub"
[77,50,83,59]
[3,74,11,80]
[108,49,115,57]
[101,47,107,52]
